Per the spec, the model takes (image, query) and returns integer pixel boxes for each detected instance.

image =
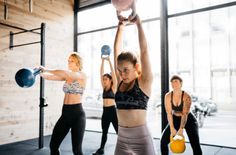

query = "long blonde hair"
[69,52,83,71]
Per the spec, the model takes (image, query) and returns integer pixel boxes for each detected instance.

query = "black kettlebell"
[15,68,42,88]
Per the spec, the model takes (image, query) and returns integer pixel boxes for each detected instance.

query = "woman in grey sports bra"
[160,75,202,155]
[113,14,156,155]
[38,52,87,155]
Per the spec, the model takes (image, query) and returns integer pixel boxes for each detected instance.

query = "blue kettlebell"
[15,68,41,88]
[101,45,111,58]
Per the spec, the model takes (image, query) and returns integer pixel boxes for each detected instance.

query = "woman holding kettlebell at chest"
[113,14,156,155]
[160,75,202,155]
[38,52,87,155]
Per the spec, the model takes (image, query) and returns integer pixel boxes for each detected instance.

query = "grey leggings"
[114,124,156,155]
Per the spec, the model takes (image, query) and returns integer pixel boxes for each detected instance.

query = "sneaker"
[92,148,104,155]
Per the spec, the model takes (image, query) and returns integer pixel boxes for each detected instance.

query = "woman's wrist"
[118,25,125,31]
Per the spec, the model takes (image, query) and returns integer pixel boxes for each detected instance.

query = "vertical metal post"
[227,9,232,98]
[39,22,46,149]
[10,31,13,50]
[191,1,196,93]
[160,0,169,131]
[4,0,8,20]
[74,0,79,52]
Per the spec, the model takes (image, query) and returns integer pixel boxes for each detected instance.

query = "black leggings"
[99,105,118,149]
[50,104,86,155]
[160,113,202,155]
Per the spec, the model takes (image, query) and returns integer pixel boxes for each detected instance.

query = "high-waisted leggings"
[160,113,202,155]
[115,124,156,155]
[50,103,86,155]
[99,105,118,149]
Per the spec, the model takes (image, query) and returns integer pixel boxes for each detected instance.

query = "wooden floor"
[0,130,236,155]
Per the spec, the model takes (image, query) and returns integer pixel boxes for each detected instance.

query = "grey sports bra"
[63,81,84,95]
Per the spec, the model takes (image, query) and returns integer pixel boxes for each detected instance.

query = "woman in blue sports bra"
[113,14,156,155]
[160,75,202,155]
[93,57,118,155]
[38,52,87,155]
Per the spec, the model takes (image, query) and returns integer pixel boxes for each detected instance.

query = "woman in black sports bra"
[160,75,202,155]
[93,57,118,155]
[113,14,156,155]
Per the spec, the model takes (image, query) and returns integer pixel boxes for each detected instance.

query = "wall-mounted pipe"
[4,0,8,20]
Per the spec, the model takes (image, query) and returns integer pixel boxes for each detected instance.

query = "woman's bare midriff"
[103,98,116,107]
[173,112,182,117]
[173,111,190,117]
[63,93,82,105]
[117,109,147,127]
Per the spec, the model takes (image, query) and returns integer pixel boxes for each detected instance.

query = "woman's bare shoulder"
[165,92,172,98]
[183,91,191,99]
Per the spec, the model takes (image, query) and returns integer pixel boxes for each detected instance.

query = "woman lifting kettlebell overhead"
[92,47,118,155]
[113,12,156,155]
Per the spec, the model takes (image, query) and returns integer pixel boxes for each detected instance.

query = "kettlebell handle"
[170,135,185,142]
[33,68,42,76]
[116,0,137,21]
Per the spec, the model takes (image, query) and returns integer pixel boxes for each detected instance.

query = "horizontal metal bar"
[10,41,40,49]
[143,17,160,23]
[77,17,160,36]
[12,28,41,35]
[168,1,236,18]
[0,22,40,35]
[78,25,117,36]
[78,0,111,12]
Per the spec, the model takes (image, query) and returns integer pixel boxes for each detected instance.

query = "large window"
[77,0,236,148]
[77,21,161,136]
[77,0,161,137]
[169,5,236,147]
[168,0,235,14]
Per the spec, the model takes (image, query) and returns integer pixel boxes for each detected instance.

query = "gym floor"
[0,130,236,155]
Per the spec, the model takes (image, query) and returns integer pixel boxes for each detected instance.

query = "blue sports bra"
[63,81,84,95]
[103,88,115,99]
[115,78,149,110]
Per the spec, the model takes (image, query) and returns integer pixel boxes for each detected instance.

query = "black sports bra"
[171,91,184,112]
[115,78,149,110]
[103,88,115,99]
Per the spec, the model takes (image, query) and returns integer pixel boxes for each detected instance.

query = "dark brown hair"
[117,52,137,66]
[103,73,113,87]
[170,75,183,83]
[103,73,112,80]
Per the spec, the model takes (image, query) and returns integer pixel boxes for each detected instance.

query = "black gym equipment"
[4,0,8,20]
[9,23,47,149]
